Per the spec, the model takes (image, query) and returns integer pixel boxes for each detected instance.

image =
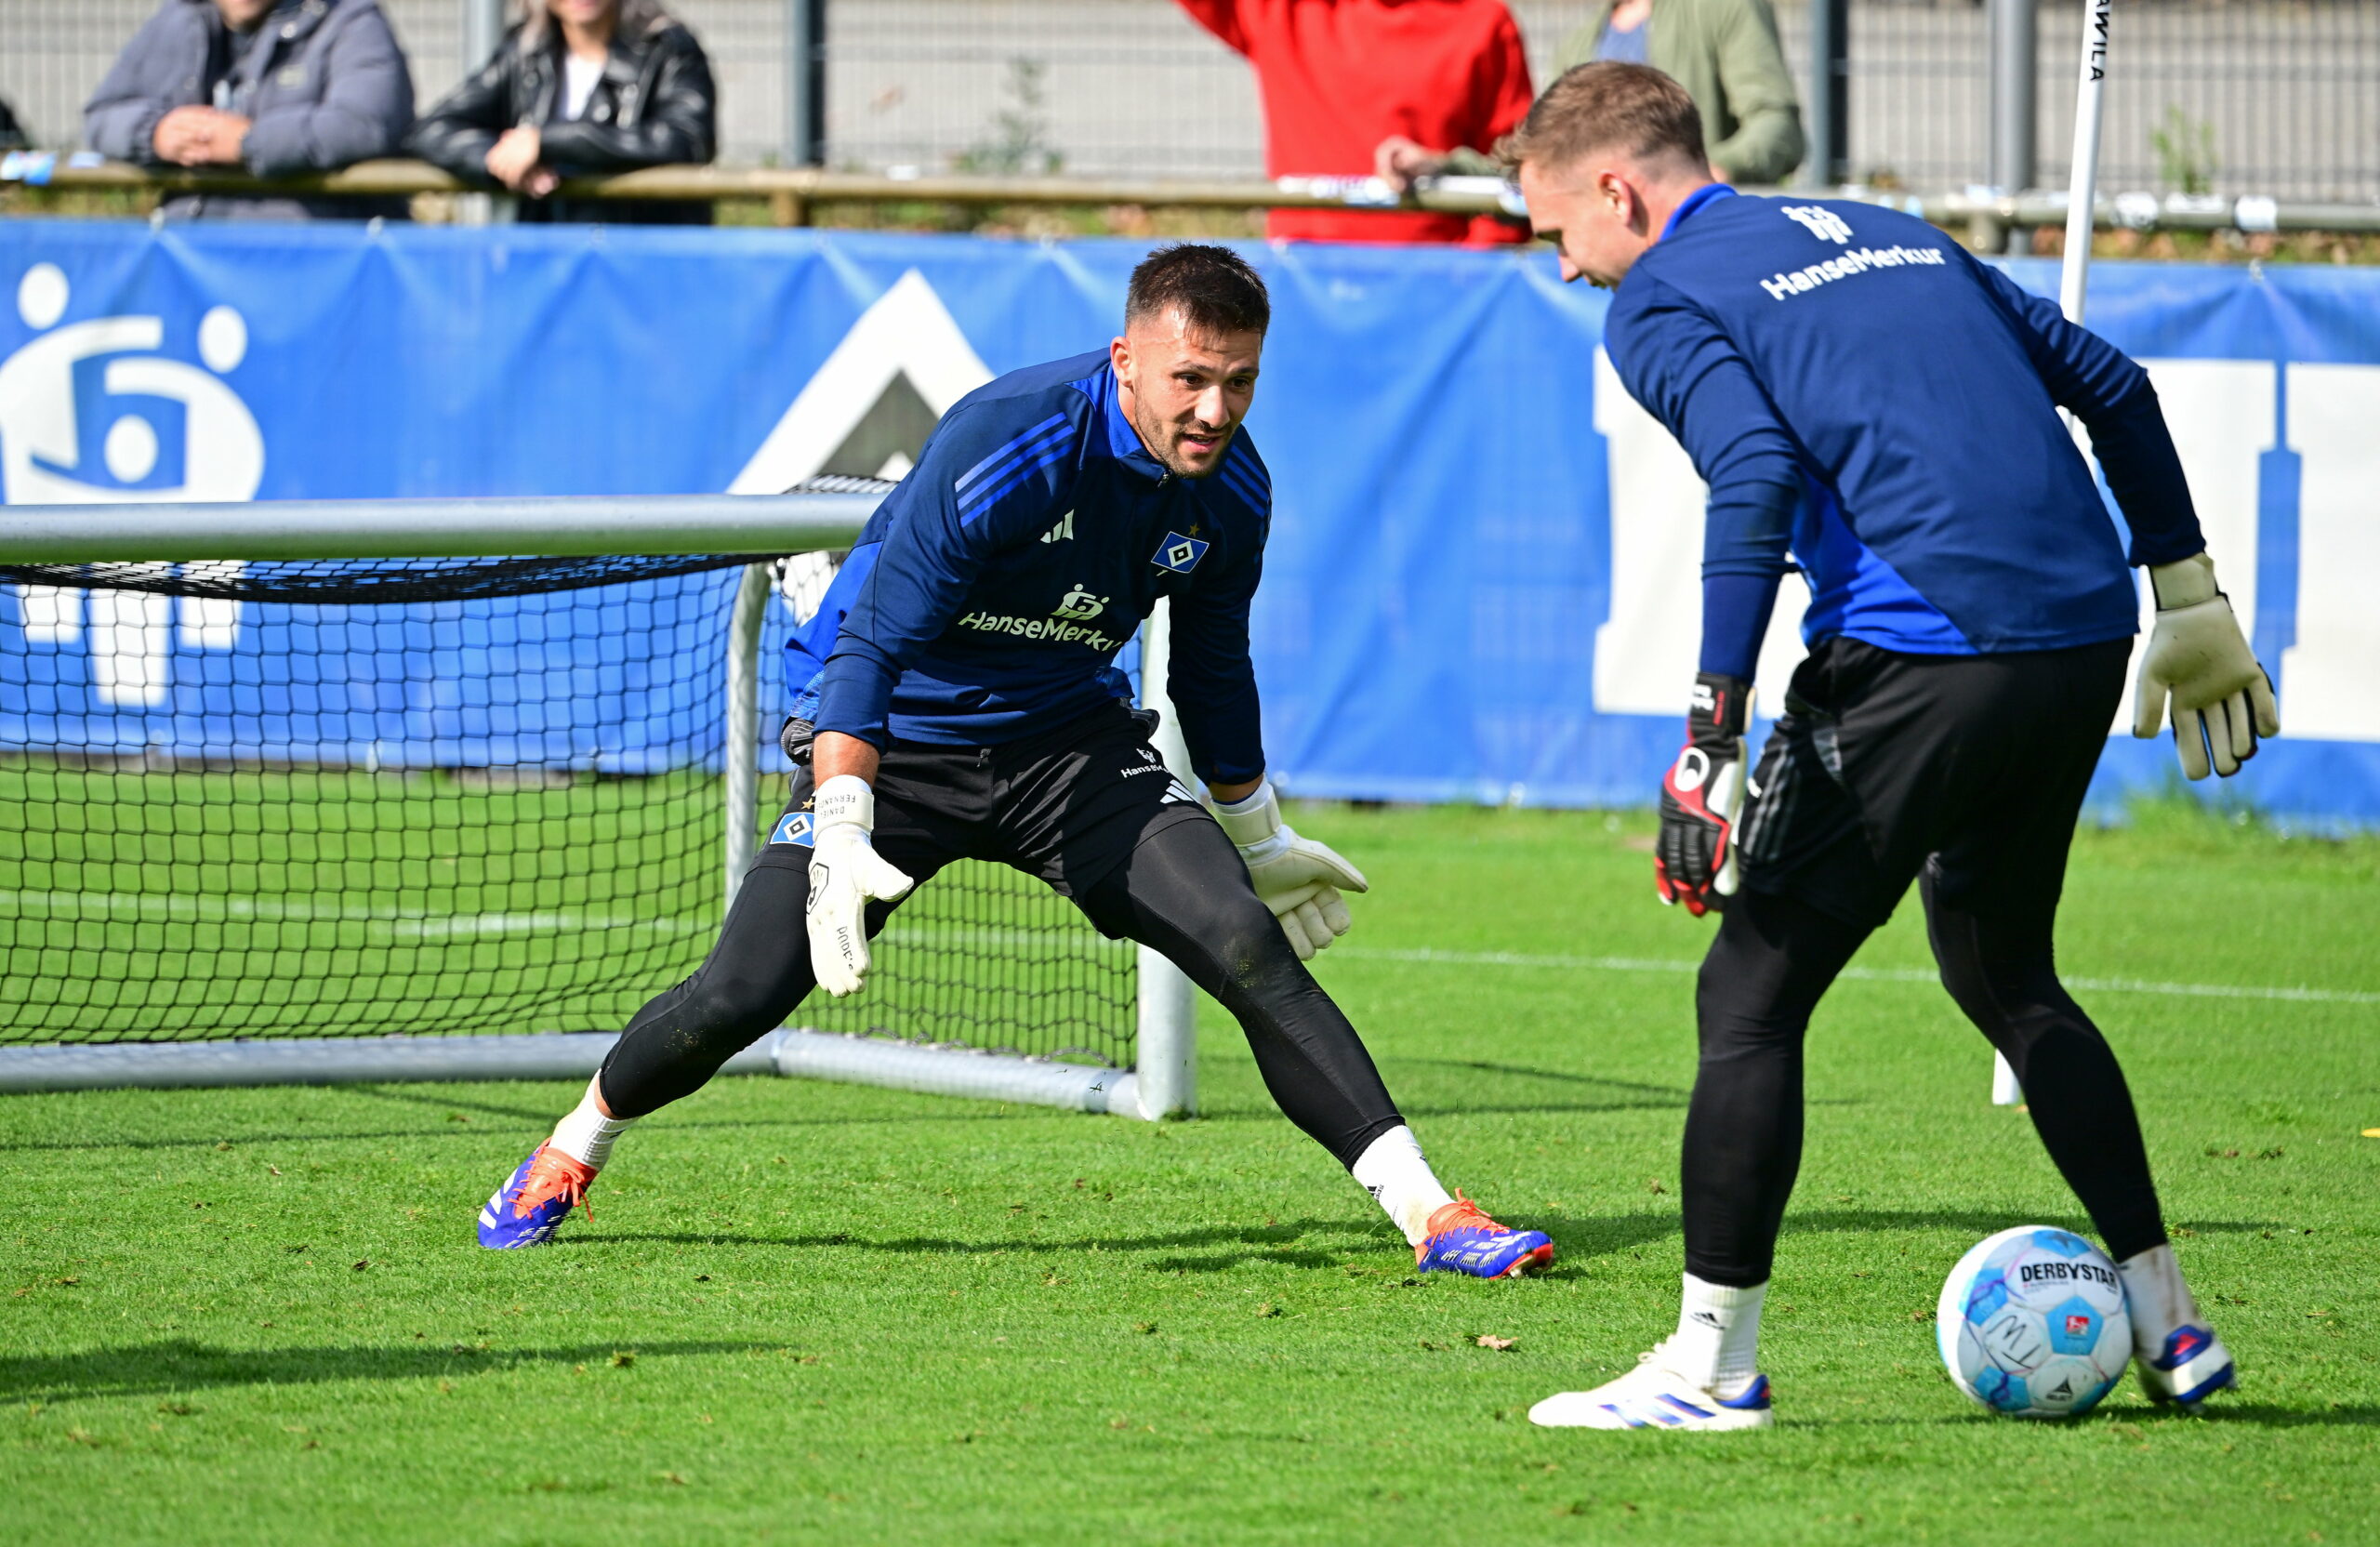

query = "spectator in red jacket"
[1177,0,1533,245]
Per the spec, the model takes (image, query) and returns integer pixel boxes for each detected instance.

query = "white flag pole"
[1997,0,2113,1111]
[2059,0,2113,324]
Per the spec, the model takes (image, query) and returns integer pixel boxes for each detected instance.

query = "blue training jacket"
[1605,186,2205,676]
[791,350,1271,787]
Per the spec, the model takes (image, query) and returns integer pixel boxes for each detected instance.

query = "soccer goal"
[0,484,1195,1119]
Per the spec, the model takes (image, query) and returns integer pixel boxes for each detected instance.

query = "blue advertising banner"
[3,220,2378,821]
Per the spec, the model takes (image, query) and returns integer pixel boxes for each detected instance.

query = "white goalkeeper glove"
[804,774,915,997]
[1210,781,1368,960]
[2132,551,2281,781]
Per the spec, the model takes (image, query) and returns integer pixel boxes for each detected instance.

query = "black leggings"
[597,819,1406,1169]
[1684,879,2165,1288]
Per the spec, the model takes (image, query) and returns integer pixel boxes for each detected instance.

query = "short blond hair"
[1500,62,1710,175]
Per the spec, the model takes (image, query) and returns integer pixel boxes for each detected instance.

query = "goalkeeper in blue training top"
[1505,65,2274,1430]
[475,245,1553,1281]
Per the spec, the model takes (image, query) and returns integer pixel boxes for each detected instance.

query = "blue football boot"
[476,1143,595,1249]
[2139,1324,2237,1410]
[1414,1192,1554,1278]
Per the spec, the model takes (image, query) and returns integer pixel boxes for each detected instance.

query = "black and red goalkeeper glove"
[1656,672,1752,917]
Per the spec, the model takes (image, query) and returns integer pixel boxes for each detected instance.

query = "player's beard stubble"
[1131,400,1238,480]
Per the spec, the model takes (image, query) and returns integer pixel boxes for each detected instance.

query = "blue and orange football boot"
[1414,1192,1554,1278]
[476,1142,596,1249]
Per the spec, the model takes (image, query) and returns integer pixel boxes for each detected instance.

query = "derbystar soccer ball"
[1937,1226,2132,1419]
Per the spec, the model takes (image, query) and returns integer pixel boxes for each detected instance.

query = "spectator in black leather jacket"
[407,0,715,225]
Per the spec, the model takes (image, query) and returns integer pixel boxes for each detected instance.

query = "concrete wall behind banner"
[3,223,2378,823]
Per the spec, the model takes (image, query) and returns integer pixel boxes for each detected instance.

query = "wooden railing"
[7,156,2376,234]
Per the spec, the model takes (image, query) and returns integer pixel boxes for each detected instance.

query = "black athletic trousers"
[596,816,1407,1170]
[1686,638,2167,1288]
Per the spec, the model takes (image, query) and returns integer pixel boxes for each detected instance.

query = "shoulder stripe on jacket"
[958,434,1076,522]
[1215,446,1269,512]
[955,411,1071,497]
[1215,463,1263,512]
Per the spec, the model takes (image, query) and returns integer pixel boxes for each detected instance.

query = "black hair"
[1124,244,1270,337]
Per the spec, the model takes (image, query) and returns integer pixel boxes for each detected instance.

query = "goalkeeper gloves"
[2132,551,2281,781]
[1656,672,1751,917]
[1210,781,1368,960]
[804,774,916,997]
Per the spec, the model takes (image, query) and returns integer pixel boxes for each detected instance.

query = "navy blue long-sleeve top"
[1604,186,2205,681]
[787,350,1272,787]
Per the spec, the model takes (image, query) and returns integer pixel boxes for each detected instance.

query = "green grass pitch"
[4,800,2376,1543]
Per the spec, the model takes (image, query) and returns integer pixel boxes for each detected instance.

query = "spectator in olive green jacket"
[1379,0,1804,189]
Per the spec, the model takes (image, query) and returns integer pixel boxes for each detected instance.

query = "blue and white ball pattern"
[1937,1226,2132,1419]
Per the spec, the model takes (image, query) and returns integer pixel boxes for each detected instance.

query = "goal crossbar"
[0,493,878,562]
[0,492,1196,1119]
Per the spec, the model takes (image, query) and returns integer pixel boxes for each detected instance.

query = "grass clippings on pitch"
[3,801,2375,1544]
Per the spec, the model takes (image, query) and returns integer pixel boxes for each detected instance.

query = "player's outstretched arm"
[1209,780,1368,960]
[803,733,916,997]
[2132,550,2281,780]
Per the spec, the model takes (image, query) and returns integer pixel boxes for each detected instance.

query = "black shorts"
[758,701,1216,917]
[1735,636,2131,929]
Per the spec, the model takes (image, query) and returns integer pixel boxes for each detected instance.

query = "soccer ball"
[1937,1226,2132,1419]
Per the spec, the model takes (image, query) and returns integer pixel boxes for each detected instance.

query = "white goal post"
[0,493,1197,1118]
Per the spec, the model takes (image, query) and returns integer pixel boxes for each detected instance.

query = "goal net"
[0,488,1145,1084]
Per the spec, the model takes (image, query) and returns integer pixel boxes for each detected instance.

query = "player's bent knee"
[1100,828,1305,998]
[1930,923,2065,1024]
[1193,893,1305,995]
[602,975,798,1117]
[1928,944,1995,1025]
[680,966,811,1042]
[1932,944,2105,1073]
[1694,940,1809,1047]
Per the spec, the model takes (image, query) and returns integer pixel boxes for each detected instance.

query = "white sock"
[548,1076,633,1171]
[2116,1243,2203,1355]
[1350,1125,1455,1246]
[1664,1274,1766,1395]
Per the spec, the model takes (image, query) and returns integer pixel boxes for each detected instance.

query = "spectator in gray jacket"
[85,0,415,219]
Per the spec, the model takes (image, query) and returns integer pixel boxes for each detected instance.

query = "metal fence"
[4,0,2374,201]
[1797,0,2380,201]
